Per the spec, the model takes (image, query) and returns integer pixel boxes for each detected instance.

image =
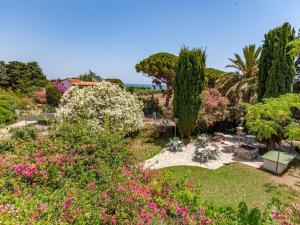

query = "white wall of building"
[62,80,73,90]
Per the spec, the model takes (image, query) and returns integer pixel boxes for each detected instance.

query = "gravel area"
[144,142,263,170]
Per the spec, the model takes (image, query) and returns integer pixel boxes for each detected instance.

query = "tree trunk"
[266,138,275,150]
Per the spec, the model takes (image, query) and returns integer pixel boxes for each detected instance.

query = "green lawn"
[125,127,168,161]
[126,132,300,209]
[162,163,300,209]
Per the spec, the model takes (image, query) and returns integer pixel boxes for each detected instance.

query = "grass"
[126,130,300,209]
[162,163,300,209]
[125,126,168,161]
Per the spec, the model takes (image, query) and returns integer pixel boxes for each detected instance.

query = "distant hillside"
[205,67,226,87]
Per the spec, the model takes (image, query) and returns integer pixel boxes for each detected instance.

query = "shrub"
[35,88,46,104]
[0,106,17,124]
[200,88,229,127]
[9,127,38,140]
[0,139,16,152]
[51,80,67,94]
[57,81,144,133]
[46,84,61,107]
[244,93,300,149]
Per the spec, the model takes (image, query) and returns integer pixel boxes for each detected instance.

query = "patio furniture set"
[165,137,185,151]
[165,134,222,163]
[193,134,221,162]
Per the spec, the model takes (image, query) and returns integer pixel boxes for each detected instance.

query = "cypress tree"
[257,23,296,101]
[173,47,206,136]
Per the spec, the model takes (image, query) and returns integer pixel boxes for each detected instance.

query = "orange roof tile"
[66,78,99,86]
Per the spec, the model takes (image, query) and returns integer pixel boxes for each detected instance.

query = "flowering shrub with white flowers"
[57,81,144,132]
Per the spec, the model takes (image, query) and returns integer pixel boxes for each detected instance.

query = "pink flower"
[56,155,74,165]
[271,209,278,218]
[139,209,151,225]
[64,213,74,223]
[118,184,126,192]
[149,202,157,212]
[14,188,22,195]
[87,182,97,190]
[13,162,38,180]
[62,198,72,210]
[25,193,32,199]
[177,207,188,215]
[39,170,47,178]
[34,150,44,158]
[39,203,47,211]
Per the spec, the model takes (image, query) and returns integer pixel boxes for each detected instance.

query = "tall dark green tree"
[173,47,206,136]
[257,23,296,101]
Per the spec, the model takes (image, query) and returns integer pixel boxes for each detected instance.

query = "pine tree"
[173,47,206,136]
[257,23,296,101]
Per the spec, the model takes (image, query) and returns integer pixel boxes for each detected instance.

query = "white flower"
[57,81,144,132]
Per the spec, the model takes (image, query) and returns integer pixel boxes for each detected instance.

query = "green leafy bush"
[0,139,16,152]
[244,93,300,149]
[9,127,38,140]
[0,106,17,124]
[46,84,61,107]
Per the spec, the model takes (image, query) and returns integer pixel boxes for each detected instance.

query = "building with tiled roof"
[62,78,99,90]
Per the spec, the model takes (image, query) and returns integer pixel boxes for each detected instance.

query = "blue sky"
[0,0,299,84]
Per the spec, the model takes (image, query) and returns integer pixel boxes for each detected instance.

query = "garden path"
[144,141,263,170]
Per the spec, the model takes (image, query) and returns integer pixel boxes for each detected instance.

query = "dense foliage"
[244,93,300,149]
[0,61,47,92]
[257,23,296,101]
[57,81,144,133]
[173,47,206,136]
[216,73,257,106]
[46,84,61,107]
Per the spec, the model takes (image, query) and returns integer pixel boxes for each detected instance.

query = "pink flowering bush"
[200,88,229,127]
[35,88,46,104]
[272,203,300,225]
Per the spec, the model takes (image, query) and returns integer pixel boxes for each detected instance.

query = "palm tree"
[226,45,262,77]
[215,45,262,106]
